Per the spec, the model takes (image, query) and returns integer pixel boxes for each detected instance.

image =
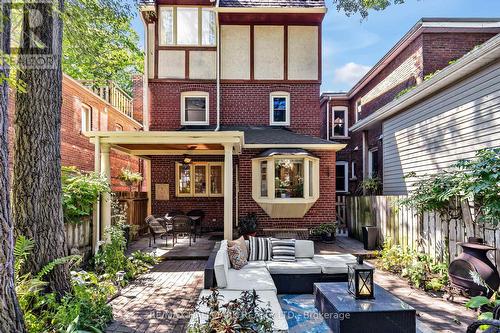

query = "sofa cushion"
[229,236,248,260]
[227,243,248,270]
[214,240,229,287]
[189,289,288,332]
[266,258,321,275]
[226,266,277,293]
[295,240,315,258]
[270,238,296,262]
[248,236,272,261]
[245,261,267,269]
[313,254,357,274]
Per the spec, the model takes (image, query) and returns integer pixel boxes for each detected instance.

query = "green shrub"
[378,239,448,292]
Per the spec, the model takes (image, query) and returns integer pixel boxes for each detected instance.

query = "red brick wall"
[148,82,321,136]
[7,77,144,192]
[422,32,497,76]
[132,75,144,125]
[149,149,337,232]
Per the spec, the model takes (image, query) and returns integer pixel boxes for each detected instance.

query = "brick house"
[321,18,500,195]
[88,0,345,241]
[7,74,144,192]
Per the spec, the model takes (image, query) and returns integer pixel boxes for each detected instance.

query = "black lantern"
[347,255,375,299]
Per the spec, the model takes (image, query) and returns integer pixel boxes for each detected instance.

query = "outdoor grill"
[448,237,500,296]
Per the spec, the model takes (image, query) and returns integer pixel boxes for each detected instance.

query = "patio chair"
[187,209,205,236]
[172,215,194,246]
[467,304,500,333]
[145,215,168,247]
[166,209,185,219]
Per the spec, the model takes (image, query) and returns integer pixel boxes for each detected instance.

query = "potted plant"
[311,223,338,242]
[118,167,143,196]
[239,213,258,238]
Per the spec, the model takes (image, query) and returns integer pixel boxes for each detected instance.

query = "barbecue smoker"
[448,237,500,296]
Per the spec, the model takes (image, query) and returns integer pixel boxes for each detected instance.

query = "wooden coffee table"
[314,282,416,333]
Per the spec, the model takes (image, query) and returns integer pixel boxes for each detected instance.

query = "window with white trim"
[175,162,223,197]
[332,106,348,137]
[368,149,379,178]
[181,92,209,125]
[336,161,348,193]
[159,6,215,46]
[81,104,92,132]
[355,99,362,122]
[351,161,357,180]
[270,92,290,126]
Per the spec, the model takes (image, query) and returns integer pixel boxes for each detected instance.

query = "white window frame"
[368,148,378,179]
[181,91,209,125]
[269,92,290,126]
[355,99,362,123]
[331,106,349,138]
[175,162,224,197]
[81,104,92,132]
[158,6,216,47]
[350,161,357,180]
[336,161,349,193]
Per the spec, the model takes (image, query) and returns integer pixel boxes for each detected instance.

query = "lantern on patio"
[347,255,374,299]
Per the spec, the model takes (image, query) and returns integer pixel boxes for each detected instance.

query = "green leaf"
[465,296,490,309]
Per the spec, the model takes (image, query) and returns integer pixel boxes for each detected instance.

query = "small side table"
[314,282,416,333]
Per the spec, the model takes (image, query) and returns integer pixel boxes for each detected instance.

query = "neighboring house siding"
[383,60,500,195]
[7,77,144,192]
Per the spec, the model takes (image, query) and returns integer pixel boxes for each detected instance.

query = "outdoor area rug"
[279,294,333,333]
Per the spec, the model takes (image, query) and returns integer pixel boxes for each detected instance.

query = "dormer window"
[159,7,216,47]
[270,92,290,126]
[181,92,209,125]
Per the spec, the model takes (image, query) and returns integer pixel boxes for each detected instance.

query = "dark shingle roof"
[219,0,325,8]
[221,126,335,145]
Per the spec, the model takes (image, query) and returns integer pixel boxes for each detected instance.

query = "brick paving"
[106,260,206,333]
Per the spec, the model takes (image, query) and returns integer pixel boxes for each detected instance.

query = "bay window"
[175,162,223,197]
[159,6,216,47]
[252,151,320,218]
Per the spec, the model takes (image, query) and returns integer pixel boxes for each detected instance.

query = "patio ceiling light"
[183,155,192,164]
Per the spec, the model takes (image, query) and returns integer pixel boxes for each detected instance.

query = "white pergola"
[85,131,245,252]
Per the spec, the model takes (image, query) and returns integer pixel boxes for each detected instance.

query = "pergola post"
[100,143,112,240]
[223,143,233,240]
[92,137,101,253]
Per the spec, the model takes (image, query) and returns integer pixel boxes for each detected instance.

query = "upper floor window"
[270,92,290,126]
[81,104,92,132]
[159,7,215,47]
[181,92,209,125]
[332,106,348,137]
[355,99,362,122]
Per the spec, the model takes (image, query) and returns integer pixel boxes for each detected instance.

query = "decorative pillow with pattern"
[270,238,296,262]
[227,244,248,270]
[229,236,249,260]
[248,236,272,261]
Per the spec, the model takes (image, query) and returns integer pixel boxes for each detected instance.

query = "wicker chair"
[145,215,168,247]
[467,304,500,333]
[165,209,185,219]
[171,215,194,246]
[187,209,205,236]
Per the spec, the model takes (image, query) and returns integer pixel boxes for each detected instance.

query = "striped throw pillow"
[270,238,296,262]
[248,236,272,261]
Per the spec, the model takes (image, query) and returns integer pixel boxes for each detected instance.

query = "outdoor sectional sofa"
[193,239,357,332]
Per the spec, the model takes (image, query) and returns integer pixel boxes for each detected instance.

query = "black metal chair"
[145,215,168,247]
[171,215,194,246]
[467,304,500,333]
[166,209,185,219]
[187,209,205,236]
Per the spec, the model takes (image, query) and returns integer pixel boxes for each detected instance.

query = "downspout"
[326,96,331,141]
[140,12,149,130]
[214,0,221,131]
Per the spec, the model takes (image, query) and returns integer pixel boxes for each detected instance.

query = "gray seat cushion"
[312,254,357,274]
[295,240,315,258]
[266,258,322,275]
[226,266,277,293]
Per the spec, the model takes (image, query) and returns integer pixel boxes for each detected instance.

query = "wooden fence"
[343,195,500,266]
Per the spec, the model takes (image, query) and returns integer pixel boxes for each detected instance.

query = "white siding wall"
[383,60,500,195]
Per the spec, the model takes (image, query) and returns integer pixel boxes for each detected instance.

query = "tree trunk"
[13,0,71,295]
[0,2,26,332]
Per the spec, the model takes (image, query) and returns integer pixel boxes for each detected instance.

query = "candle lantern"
[347,255,375,299]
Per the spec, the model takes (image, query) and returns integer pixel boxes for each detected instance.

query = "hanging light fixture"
[183,154,192,164]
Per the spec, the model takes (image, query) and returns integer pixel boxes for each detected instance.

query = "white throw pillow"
[214,240,229,287]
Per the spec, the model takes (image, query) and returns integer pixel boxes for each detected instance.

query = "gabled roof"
[218,0,325,7]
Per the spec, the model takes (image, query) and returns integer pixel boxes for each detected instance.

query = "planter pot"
[122,225,131,248]
[242,232,257,239]
[321,233,335,242]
